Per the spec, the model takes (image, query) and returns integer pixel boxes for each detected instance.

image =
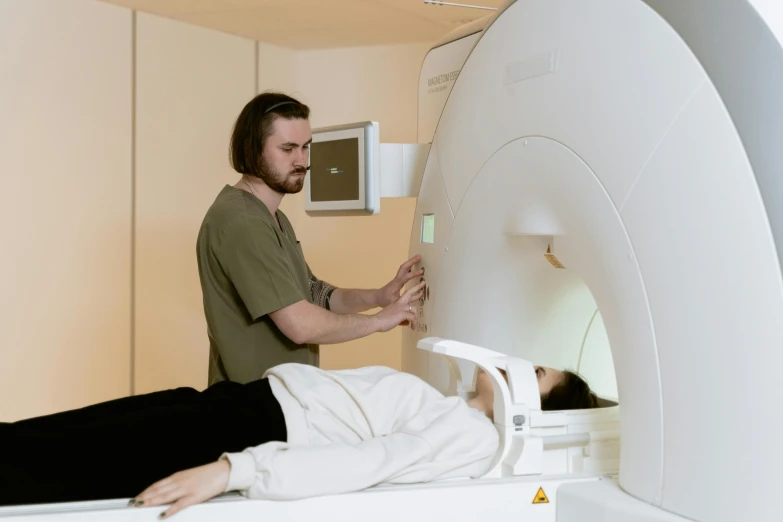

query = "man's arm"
[327,288,380,314]
[270,281,424,345]
[270,300,379,345]
[308,269,379,314]
[315,255,425,315]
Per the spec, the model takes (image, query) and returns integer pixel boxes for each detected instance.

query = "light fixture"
[424,0,498,11]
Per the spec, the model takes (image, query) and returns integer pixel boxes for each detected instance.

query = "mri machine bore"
[2,0,782,520]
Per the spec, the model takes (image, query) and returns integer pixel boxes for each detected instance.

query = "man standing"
[197,92,424,384]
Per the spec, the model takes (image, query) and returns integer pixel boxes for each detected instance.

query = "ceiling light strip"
[424,0,498,11]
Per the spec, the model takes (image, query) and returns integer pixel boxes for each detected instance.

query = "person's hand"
[129,460,230,518]
[374,281,425,332]
[376,255,425,308]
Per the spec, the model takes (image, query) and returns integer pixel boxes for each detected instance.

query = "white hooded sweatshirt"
[220,364,499,500]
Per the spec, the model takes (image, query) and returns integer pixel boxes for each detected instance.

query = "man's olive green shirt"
[197,185,318,385]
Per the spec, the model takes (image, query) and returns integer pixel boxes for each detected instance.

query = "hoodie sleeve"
[220,402,499,500]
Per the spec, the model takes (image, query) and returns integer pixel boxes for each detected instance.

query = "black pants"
[0,378,286,506]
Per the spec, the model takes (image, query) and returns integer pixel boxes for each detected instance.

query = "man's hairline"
[266,115,312,148]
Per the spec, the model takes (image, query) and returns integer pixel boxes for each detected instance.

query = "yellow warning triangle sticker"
[532,486,549,504]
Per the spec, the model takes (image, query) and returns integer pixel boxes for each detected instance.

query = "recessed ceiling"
[99,0,505,49]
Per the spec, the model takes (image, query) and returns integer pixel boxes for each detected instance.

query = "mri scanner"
[3,0,783,520]
[404,0,783,520]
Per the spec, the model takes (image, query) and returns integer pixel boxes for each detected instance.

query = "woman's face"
[534,366,565,396]
[475,366,564,397]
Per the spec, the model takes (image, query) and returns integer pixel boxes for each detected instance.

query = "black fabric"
[0,378,286,506]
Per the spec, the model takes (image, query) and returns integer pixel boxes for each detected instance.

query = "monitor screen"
[310,138,360,202]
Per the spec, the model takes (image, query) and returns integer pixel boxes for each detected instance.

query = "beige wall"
[295,44,431,144]
[134,13,256,394]
[1,1,431,421]
[0,0,133,420]
[258,42,298,96]
[277,44,430,370]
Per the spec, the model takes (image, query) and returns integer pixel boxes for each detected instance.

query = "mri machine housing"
[2,0,783,520]
[404,0,783,521]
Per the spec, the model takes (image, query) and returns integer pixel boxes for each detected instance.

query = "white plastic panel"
[559,479,691,522]
[401,141,453,382]
[578,312,618,400]
[530,283,602,373]
[379,143,430,198]
[639,0,783,274]
[621,82,783,522]
[418,32,482,144]
[434,0,707,216]
[750,1,783,47]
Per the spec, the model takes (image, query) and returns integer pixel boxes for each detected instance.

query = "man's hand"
[374,281,425,332]
[376,255,425,308]
[129,460,230,518]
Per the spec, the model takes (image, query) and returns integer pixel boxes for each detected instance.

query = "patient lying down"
[0,363,598,517]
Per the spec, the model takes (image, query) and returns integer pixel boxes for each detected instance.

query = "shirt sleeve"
[220,402,498,500]
[217,216,306,321]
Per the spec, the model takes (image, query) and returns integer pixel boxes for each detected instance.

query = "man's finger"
[400,270,424,285]
[402,281,426,298]
[406,287,424,301]
[409,282,426,296]
[398,255,421,274]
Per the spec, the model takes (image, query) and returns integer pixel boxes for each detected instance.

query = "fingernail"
[159,513,166,519]
[136,501,144,506]
[128,499,135,506]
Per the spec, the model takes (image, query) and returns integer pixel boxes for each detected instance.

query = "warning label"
[532,487,549,504]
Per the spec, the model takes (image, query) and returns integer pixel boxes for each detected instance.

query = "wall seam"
[255,40,259,94]
[130,10,137,396]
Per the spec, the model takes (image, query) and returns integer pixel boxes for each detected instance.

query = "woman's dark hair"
[229,91,310,176]
[540,370,599,411]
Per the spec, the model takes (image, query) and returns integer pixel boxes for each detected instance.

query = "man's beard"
[256,156,308,194]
